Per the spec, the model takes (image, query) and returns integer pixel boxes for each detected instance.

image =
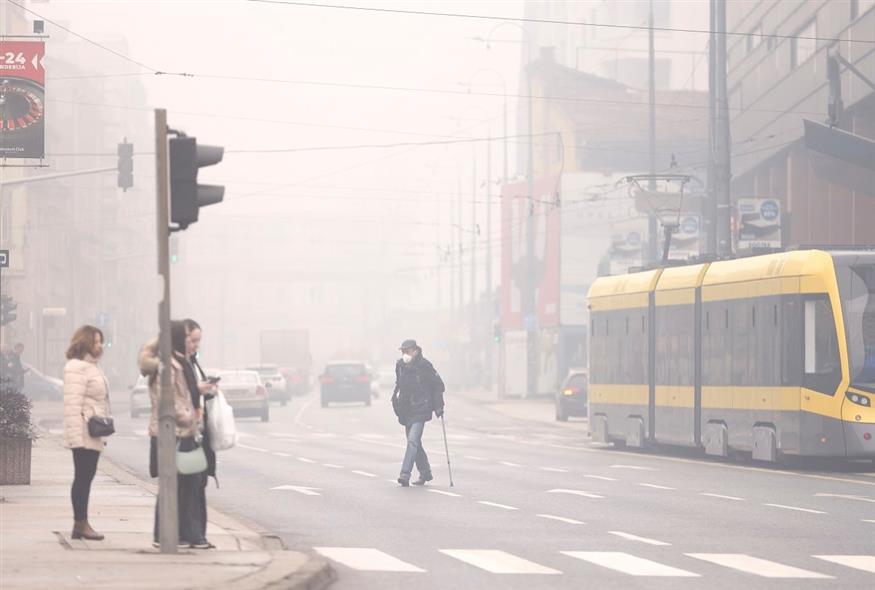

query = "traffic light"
[169,234,180,264]
[169,135,224,230]
[827,52,844,127]
[493,323,502,344]
[117,141,133,190]
[1,295,18,326]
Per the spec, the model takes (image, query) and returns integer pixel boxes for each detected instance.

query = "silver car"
[219,370,270,422]
[129,375,151,419]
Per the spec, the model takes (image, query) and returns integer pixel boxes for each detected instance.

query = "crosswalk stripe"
[608,531,670,546]
[686,554,832,578]
[562,551,698,577]
[813,555,875,573]
[441,550,561,574]
[314,547,425,572]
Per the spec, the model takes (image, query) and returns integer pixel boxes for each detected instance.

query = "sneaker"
[397,477,410,487]
[190,540,216,549]
[152,541,190,549]
[412,474,433,486]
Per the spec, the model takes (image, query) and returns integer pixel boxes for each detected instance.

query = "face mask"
[402,353,413,364]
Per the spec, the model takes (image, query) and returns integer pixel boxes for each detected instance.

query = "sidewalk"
[0,436,335,590]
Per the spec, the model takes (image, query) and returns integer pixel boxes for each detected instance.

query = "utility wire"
[249,0,875,46]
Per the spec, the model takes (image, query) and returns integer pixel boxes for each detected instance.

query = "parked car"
[319,361,372,407]
[279,366,309,397]
[364,363,381,398]
[21,363,63,401]
[376,364,396,392]
[218,369,270,422]
[556,368,588,422]
[246,365,289,406]
[129,374,150,418]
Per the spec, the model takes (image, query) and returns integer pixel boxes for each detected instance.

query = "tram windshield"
[839,264,875,389]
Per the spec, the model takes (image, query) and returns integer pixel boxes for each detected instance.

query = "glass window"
[803,297,841,395]
[219,371,258,384]
[567,374,588,390]
[791,19,817,68]
[839,265,875,386]
[746,24,763,53]
[326,364,367,377]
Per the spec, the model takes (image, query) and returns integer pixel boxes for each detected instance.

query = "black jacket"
[392,351,445,426]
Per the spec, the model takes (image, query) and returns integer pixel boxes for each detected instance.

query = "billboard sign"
[737,198,782,250]
[0,40,46,159]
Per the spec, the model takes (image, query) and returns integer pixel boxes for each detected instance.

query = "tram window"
[752,305,756,327]
[725,308,730,329]
[803,297,841,394]
[774,304,779,326]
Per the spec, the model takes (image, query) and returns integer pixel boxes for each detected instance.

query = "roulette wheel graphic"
[0,77,45,156]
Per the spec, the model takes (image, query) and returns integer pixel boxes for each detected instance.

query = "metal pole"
[647,0,658,264]
[525,59,537,399]
[457,174,463,321]
[485,131,493,390]
[450,193,455,314]
[715,0,732,257]
[440,414,454,487]
[470,144,477,312]
[706,0,717,256]
[154,109,178,553]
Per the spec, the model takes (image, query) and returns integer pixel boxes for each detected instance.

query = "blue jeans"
[400,421,431,480]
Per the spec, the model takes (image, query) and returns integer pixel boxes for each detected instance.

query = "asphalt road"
[37,389,875,589]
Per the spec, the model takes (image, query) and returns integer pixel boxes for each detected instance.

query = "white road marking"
[610,464,657,471]
[238,443,269,453]
[686,554,832,578]
[813,555,875,573]
[608,531,671,546]
[441,550,560,574]
[273,452,292,458]
[548,489,605,499]
[351,470,377,478]
[477,501,519,510]
[814,493,875,503]
[582,474,619,482]
[863,519,875,523]
[499,461,523,467]
[562,552,698,577]
[537,514,584,525]
[638,483,676,490]
[134,429,148,437]
[270,485,321,496]
[322,463,344,469]
[314,547,425,572]
[297,457,316,463]
[428,489,462,498]
[464,455,487,461]
[764,503,826,514]
[540,467,569,473]
[700,493,745,501]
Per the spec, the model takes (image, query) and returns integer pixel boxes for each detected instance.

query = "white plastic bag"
[206,389,237,451]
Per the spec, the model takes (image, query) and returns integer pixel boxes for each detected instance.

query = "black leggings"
[71,448,100,521]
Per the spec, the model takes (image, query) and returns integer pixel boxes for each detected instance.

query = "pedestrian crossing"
[315,547,874,579]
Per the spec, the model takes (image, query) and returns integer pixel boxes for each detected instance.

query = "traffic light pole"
[154,108,179,553]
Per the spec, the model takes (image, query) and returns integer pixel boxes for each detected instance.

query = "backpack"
[206,388,237,451]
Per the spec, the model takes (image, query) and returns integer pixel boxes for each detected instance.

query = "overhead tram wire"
[248,0,875,46]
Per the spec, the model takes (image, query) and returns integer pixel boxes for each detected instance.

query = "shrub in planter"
[0,378,36,485]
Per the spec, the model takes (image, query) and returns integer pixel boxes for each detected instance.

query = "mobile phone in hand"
[207,376,221,384]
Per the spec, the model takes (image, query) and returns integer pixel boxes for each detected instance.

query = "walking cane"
[440,413,454,487]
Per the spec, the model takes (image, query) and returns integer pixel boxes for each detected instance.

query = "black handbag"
[87,416,115,437]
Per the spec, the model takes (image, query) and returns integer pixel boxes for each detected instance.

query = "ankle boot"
[72,520,105,541]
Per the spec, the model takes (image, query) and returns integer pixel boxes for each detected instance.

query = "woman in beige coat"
[62,325,110,541]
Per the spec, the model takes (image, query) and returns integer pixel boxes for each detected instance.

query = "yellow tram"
[587,249,875,461]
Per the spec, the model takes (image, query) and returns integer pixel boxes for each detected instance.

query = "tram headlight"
[846,391,872,407]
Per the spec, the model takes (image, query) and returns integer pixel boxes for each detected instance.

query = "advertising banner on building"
[0,40,46,159]
[737,198,781,250]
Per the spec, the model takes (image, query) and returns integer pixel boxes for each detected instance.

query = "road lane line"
[237,443,269,453]
[428,489,462,498]
[608,531,671,546]
[540,467,569,473]
[297,457,316,463]
[700,493,745,501]
[464,455,487,461]
[548,489,605,499]
[440,550,560,574]
[813,555,875,573]
[537,514,584,525]
[610,464,657,471]
[274,452,292,458]
[638,483,676,490]
[314,547,425,572]
[764,503,826,514]
[351,470,377,478]
[562,552,698,577]
[863,519,875,523]
[477,501,518,510]
[270,485,321,496]
[322,463,344,469]
[582,474,619,481]
[499,461,523,467]
[686,554,832,578]
[814,493,875,503]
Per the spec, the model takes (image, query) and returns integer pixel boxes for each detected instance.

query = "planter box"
[0,437,32,485]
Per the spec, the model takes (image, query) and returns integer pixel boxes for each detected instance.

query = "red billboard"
[0,40,46,159]
[500,174,560,331]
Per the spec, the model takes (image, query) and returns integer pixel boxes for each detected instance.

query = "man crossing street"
[391,339,445,487]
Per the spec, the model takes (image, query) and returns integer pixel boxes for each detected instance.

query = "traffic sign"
[0,250,8,268]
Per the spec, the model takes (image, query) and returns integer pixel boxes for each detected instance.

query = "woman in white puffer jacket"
[62,325,110,541]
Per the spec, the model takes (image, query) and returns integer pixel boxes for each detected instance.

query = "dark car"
[280,367,309,398]
[556,368,588,421]
[320,362,372,407]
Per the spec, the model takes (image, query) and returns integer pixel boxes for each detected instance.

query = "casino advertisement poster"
[0,40,46,159]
